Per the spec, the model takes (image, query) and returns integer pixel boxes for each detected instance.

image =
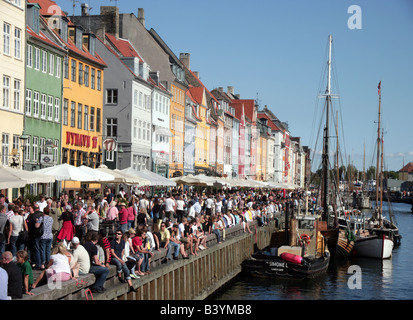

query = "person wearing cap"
[56,205,75,244]
[71,237,90,275]
[118,203,129,234]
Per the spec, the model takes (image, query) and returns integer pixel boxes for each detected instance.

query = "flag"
[378,81,381,95]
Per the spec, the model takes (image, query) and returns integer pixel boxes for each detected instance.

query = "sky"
[60,0,413,172]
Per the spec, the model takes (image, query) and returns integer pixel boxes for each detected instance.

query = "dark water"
[211,202,413,300]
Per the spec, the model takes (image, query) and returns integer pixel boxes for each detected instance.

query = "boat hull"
[354,236,393,259]
[241,249,330,280]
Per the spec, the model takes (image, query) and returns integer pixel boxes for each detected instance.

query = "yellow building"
[0,0,26,196]
[39,4,106,190]
[188,86,210,173]
[169,83,185,177]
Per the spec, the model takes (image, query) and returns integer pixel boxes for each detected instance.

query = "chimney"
[81,3,89,16]
[227,86,234,95]
[100,6,119,39]
[193,71,199,78]
[218,87,223,93]
[179,53,190,69]
[137,8,145,27]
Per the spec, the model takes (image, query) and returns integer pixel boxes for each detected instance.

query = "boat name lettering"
[268,261,285,268]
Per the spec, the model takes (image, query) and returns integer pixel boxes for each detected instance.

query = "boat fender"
[280,252,303,264]
[300,234,311,246]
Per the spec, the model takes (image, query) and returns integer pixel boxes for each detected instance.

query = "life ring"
[300,234,311,246]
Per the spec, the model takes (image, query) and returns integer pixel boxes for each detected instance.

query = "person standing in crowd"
[36,195,48,212]
[1,251,22,299]
[85,204,99,234]
[57,205,75,245]
[38,207,53,270]
[50,201,62,245]
[9,207,26,258]
[127,201,136,230]
[164,193,176,222]
[73,202,86,241]
[83,232,109,294]
[175,195,186,223]
[118,203,129,234]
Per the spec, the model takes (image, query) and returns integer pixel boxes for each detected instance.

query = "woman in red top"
[118,203,129,233]
[127,201,136,230]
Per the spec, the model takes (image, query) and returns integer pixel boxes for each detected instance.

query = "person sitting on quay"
[110,229,133,290]
[131,229,148,276]
[1,251,22,299]
[16,250,34,296]
[159,222,173,262]
[170,224,189,260]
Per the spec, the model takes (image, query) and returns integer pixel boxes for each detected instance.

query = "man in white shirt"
[164,194,176,221]
[205,195,214,216]
[36,196,48,212]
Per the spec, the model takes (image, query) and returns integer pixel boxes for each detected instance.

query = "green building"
[23,3,66,172]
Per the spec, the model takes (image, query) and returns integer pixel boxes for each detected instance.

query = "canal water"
[210,202,413,300]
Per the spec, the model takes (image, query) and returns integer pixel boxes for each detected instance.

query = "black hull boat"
[241,247,330,280]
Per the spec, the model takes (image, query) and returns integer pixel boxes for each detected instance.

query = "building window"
[2,76,10,108]
[139,92,143,107]
[27,45,33,68]
[34,48,40,70]
[106,118,117,137]
[47,96,53,120]
[97,70,101,90]
[56,56,61,78]
[71,59,76,82]
[3,23,10,55]
[77,103,82,129]
[54,98,60,122]
[90,107,95,131]
[13,79,20,110]
[106,89,118,104]
[84,105,89,130]
[70,101,75,127]
[33,91,39,117]
[91,68,95,89]
[24,136,31,162]
[133,119,137,140]
[14,27,21,59]
[25,89,32,115]
[78,63,83,84]
[142,121,146,140]
[32,136,38,162]
[49,53,54,76]
[138,120,142,139]
[1,134,9,165]
[64,56,69,79]
[42,50,47,73]
[40,94,46,119]
[53,139,58,163]
[63,99,68,125]
[96,109,101,132]
[106,149,114,162]
[147,122,150,141]
[84,65,89,87]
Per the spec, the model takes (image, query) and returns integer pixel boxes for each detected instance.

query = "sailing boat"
[352,81,396,259]
[313,35,354,260]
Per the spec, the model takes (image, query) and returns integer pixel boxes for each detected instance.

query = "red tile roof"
[188,86,204,105]
[26,25,64,52]
[230,99,256,124]
[257,112,281,131]
[399,162,413,173]
[105,33,143,62]
[28,0,65,17]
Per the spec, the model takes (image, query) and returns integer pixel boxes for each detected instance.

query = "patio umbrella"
[33,163,95,182]
[96,165,152,185]
[78,165,115,182]
[120,167,155,186]
[141,169,176,187]
[0,164,55,189]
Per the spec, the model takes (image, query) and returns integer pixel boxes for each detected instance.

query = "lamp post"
[19,134,29,170]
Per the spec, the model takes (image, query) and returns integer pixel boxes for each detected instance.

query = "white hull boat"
[354,235,393,259]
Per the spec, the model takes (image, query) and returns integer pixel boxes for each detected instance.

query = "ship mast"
[375,81,382,220]
[322,35,333,219]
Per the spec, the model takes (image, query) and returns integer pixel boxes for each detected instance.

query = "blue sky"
[61,0,413,172]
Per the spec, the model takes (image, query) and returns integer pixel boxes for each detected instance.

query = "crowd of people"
[0,186,310,299]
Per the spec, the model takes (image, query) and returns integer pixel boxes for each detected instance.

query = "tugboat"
[241,203,330,280]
